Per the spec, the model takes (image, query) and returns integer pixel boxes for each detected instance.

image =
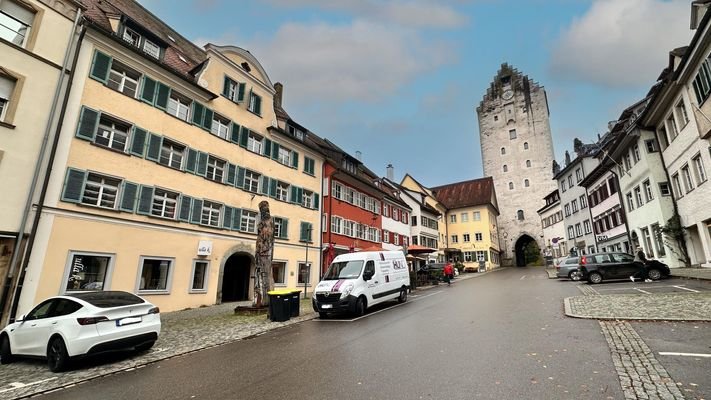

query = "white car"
[0,291,161,372]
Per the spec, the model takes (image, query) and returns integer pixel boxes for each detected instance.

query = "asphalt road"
[36,268,624,400]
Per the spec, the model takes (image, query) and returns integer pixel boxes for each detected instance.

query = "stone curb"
[563,295,711,322]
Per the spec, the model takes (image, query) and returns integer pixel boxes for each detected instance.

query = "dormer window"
[342,159,356,174]
[142,39,160,59]
[121,25,162,60]
[287,124,304,140]
[122,27,140,46]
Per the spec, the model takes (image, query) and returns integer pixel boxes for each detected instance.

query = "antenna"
[588,134,631,178]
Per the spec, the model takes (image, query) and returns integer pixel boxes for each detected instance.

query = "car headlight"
[340,283,354,299]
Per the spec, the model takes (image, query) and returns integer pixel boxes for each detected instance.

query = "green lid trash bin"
[288,290,301,317]
[267,290,292,322]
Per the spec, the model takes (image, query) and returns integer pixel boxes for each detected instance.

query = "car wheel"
[135,340,155,352]
[354,297,366,317]
[0,335,14,365]
[47,337,69,373]
[318,312,328,319]
[647,268,662,281]
[568,271,581,281]
[588,272,603,284]
[397,288,408,303]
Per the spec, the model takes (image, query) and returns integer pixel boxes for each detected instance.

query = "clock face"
[502,89,513,100]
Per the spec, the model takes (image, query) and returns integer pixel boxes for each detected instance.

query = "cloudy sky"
[140,0,693,187]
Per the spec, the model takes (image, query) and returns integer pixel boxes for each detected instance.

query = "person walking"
[443,262,454,286]
[631,246,650,282]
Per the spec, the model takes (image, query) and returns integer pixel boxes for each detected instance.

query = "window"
[107,61,140,98]
[632,144,640,164]
[671,173,682,199]
[122,27,141,46]
[201,200,221,227]
[64,252,112,292]
[142,39,160,59]
[273,217,287,239]
[138,257,172,292]
[300,222,313,242]
[450,215,457,223]
[248,90,262,115]
[509,182,514,190]
[675,99,689,128]
[681,164,695,193]
[332,181,342,199]
[451,235,458,244]
[271,261,286,285]
[571,199,578,213]
[652,224,666,257]
[579,194,587,209]
[244,170,260,193]
[509,129,517,139]
[641,228,653,258]
[503,165,508,172]
[575,223,582,237]
[223,77,245,103]
[0,74,14,121]
[96,116,130,152]
[210,114,230,140]
[276,181,289,201]
[82,173,120,209]
[191,261,209,292]
[575,168,582,182]
[634,186,643,207]
[475,233,483,241]
[583,220,592,234]
[523,142,529,150]
[693,58,711,104]
[0,1,34,47]
[501,147,506,155]
[561,180,567,192]
[247,131,263,153]
[463,233,470,242]
[659,182,671,196]
[302,189,314,209]
[568,175,573,187]
[304,157,315,175]
[473,211,480,221]
[166,91,191,121]
[624,152,632,170]
[658,126,670,149]
[151,188,178,219]
[298,262,311,285]
[666,114,678,141]
[564,204,571,217]
[288,124,304,140]
[331,215,342,234]
[460,213,468,222]
[517,210,524,220]
[643,180,654,202]
[645,139,658,153]
[240,210,258,233]
[278,146,292,166]
[567,226,574,240]
[526,160,531,168]
[159,139,184,170]
[524,179,530,187]
[206,156,226,183]
[692,154,707,184]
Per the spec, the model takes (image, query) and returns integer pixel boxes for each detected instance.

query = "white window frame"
[122,27,141,46]
[136,256,174,294]
[297,262,311,286]
[247,132,263,154]
[278,146,291,165]
[159,139,185,170]
[201,200,222,227]
[189,260,209,293]
[206,156,226,183]
[210,115,230,140]
[643,179,654,202]
[96,116,130,152]
[681,164,695,193]
[248,91,261,114]
[167,92,191,121]
[272,261,287,286]
[151,188,178,219]
[240,210,258,233]
[276,181,289,201]
[244,170,260,193]
[107,61,140,98]
[0,1,34,47]
[82,172,121,209]
[142,38,160,59]
[62,251,115,293]
[692,154,707,184]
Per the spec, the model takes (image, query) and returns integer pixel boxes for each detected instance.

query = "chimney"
[274,82,283,108]
[355,151,362,161]
[386,164,394,181]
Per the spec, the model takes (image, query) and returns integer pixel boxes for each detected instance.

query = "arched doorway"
[221,253,252,302]
[514,234,540,267]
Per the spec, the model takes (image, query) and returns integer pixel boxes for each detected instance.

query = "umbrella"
[407,244,435,254]
[358,245,386,252]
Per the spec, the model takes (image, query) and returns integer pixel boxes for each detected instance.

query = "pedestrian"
[631,246,650,282]
[443,262,454,286]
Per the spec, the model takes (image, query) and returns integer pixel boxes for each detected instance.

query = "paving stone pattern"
[566,293,711,321]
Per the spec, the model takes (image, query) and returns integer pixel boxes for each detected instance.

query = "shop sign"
[197,240,213,256]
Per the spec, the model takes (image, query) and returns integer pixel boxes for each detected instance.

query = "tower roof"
[476,63,543,112]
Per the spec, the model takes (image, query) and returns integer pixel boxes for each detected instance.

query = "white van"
[312,251,410,318]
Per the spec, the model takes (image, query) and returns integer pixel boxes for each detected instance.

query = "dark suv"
[577,252,670,284]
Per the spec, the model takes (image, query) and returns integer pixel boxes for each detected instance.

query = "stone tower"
[476,64,556,266]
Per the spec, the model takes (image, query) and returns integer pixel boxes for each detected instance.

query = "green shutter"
[185,148,198,173]
[130,127,148,157]
[305,157,314,174]
[269,178,277,198]
[155,82,171,110]
[230,122,241,144]
[178,195,192,222]
[190,199,203,224]
[239,126,249,148]
[271,142,280,160]
[260,176,269,195]
[254,95,262,115]
[296,187,303,205]
[136,185,153,215]
[222,206,233,229]
[313,193,320,210]
[89,51,112,83]
[280,219,288,239]
[236,167,245,188]
[237,82,245,102]
[75,107,100,141]
[300,222,310,242]
[263,139,271,157]
[231,208,241,231]
[145,133,162,162]
[140,76,157,104]
[119,181,139,212]
[192,102,205,126]
[290,186,298,204]
[202,108,213,131]
[291,151,299,169]
[196,152,208,176]
[226,163,237,185]
[61,168,87,203]
[222,76,231,98]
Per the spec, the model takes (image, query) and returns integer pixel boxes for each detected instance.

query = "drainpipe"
[2,12,84,323]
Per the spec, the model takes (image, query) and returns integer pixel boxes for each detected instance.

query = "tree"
[660,214,690,266]
[253,201,275,308]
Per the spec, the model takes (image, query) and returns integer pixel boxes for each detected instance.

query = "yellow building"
[14,0,324,316]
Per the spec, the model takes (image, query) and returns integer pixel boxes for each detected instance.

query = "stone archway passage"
[221,253,252,302]
[514,234,538,267]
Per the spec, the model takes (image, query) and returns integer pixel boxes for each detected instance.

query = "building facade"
[580,166,629,254]
[379,168,412,252]
[477,64,557,266]
[537,190,566,260]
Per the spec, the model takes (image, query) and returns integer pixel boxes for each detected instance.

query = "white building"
[379,167,412,252]
[579,165,629,254]
[537,189,566,260]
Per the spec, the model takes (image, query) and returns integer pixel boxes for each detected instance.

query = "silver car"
[556,256,581,280]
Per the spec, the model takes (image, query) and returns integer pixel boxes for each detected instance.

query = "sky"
[139,0,694,187]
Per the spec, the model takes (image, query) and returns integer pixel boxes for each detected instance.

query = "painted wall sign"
[197,240,213,256]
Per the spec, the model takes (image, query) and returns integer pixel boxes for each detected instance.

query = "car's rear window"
[564,258,579,265]
[70,291,144,308]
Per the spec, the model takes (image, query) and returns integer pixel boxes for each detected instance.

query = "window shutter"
[89,51,112,83]
[178,195,192,222]
[269,178,277,197]
[75,107,99,141]
[155,82,171,110]
[296,187,303,205]
[271,142,280,160]
[484,251,489,262]
[185,148,198,173]
[222,206,233,229]
[196,152,208,176]
[136,185,154,215]
[291,151,299,169]
[130,126,148,156]
[236,167,245,188]
[239,126,249,148]
[290,186,298,203]
[231,208,241,231]
[262,138,272,157]
[226,163,237,185]
[254,95,262,115]
[192,102,205,126]
[222,76,231,98]
[237,82,245,102]
[145,133,162,161]
[313,193,320,209]
[230,122,241,144]
[280,219,288,238]
[260,176,269,194]
[119,181,139,212]
[299,222,307,241]
[61,168,87,203]
[202,108,213,131]
[190,199,203,224]
[140,76,157,104]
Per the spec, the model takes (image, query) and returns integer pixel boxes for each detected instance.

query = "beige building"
[12,0,324,317]
[0,0,82,322]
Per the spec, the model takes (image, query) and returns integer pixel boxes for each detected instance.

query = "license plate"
[116,316,142,326]
[321,304,332,309]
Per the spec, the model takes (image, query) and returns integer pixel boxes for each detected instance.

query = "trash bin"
[288,290,301,317]
[267,290,291,322]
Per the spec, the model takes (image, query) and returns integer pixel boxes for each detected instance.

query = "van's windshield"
[323,260,364,280]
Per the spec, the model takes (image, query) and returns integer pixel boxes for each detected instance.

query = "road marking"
[520,275,526,280]
[673,285,700,293]
[315,291,443,322]
[659,352,711,358]
[0,378,58,393]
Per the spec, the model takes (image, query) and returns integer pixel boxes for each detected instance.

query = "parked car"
[555,256,581,280]
[0,291,161,372]
[576,252,671,284]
